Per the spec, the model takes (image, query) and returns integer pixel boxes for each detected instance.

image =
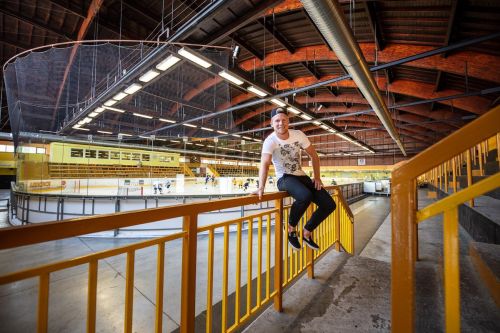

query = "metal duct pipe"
[300,0,406,155]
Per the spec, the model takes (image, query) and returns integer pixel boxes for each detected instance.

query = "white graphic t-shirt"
[261,129,311,179]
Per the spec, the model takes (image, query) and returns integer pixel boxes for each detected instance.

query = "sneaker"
[288,231,301,251]
[302,236,320,251]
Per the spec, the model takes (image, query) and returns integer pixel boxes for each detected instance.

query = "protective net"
[3,42,234,148]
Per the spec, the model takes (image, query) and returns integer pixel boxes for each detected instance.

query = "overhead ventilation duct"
[300,0,406,156]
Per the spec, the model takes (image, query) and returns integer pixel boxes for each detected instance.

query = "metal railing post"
[443,207,460,333]
[180,213,198,333]
[391,178,416,333]
[306,204,314,278]
[274,198,283,312]
[466,150,474,207]
[334,190,340,251]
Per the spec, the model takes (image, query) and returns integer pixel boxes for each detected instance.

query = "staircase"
[444,149,500,244]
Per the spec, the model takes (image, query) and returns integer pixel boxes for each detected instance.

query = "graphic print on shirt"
[279,142,301,174]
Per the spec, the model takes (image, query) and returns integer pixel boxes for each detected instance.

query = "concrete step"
[456,175,500,200]
[469,242,500,307]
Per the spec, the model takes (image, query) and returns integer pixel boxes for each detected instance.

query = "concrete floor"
[0,195,390,333]
[244,189,500,333]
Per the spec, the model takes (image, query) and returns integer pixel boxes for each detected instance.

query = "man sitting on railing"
[253,107,336,251]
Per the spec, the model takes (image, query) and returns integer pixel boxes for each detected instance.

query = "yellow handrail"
[391,105,500,333]
[0,185,355,333]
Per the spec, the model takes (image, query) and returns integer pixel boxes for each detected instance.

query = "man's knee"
[322,197,336,214]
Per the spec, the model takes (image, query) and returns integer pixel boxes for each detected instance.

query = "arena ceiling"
[1,0,499,160]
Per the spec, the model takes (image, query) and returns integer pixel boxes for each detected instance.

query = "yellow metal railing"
[0,186,353,333]
[391,105,500,333]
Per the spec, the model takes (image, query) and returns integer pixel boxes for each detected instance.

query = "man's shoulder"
[289,129,305,137]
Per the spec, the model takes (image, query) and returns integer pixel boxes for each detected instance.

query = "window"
[132,153,141,161]
[71,148,84,158]
[142,154,150,161]
[36,147,46,154]
[85,149,97,158]
[110,151,120,159]
[98,150,109,159]
[121,152,131,160]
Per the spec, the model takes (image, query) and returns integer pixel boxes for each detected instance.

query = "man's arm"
[253,153,272,199]
[304,145,323,190]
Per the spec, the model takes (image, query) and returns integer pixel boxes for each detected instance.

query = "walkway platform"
[243,189,500,332]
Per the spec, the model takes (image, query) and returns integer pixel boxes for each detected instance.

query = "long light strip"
[300,114,313,120]
[139,69,160,83]
[201,127,214,132]
[182,123,197,128]
[218,71,244,85]
[89,112,99,118]
[103,106,125,113]
[95,107,105,113]
[113,92,128,100]
[270,98,286,107]
[217,130,228,134]
[97,130,113,134]
[104,99,117,106]
[247,86,268,97]
[73,126,89,131]
[124,83,142,94]
[156,55,181,71]
[133,113,153,119]
[178,48,212,68]
[287,106,301,114]
[159,118,176,123]
[118,133,132,137]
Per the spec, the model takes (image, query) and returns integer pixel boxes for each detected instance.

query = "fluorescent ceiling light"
[270,98,286,107]
[242,136,252,140]
[217,130,228,135]
[119,133,132,137]
[201,127,214,132]
[320,125,329,130]
[73,126,89,131]
[231,134,241,138]
[313,121,321,125]
[89,112,99,118]
[156,138,167,142]
[171,140,180,143]
[253,138,262,142]
[287,107,301,114]
[73,124,81,128]
[218,71,244,85]
[183,123,197,128]
[95,107,105,113]
[328,129,337,133]
[139,69,160,83]
[156,55,181,71]
[133,113,153,119]
[195,143,204,147]
[103,106,125,113]
[97,130,113,134]
[247,86,267,97]
[124,83,142,94]
[159,118,176,123]
[82,117,92,124]
[113,92,128,101]
[104,99,117,106]
[178,48,212,68]
[300,114,313,120]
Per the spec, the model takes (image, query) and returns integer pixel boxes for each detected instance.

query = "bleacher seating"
[48,163,184,179]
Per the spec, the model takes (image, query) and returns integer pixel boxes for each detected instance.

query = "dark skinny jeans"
[277,174,336,232]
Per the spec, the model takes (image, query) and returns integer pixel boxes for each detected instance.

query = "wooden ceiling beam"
[237,44,500,84]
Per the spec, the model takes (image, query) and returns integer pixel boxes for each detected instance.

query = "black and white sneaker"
[302,236,320,251]
[288,231,301,251]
